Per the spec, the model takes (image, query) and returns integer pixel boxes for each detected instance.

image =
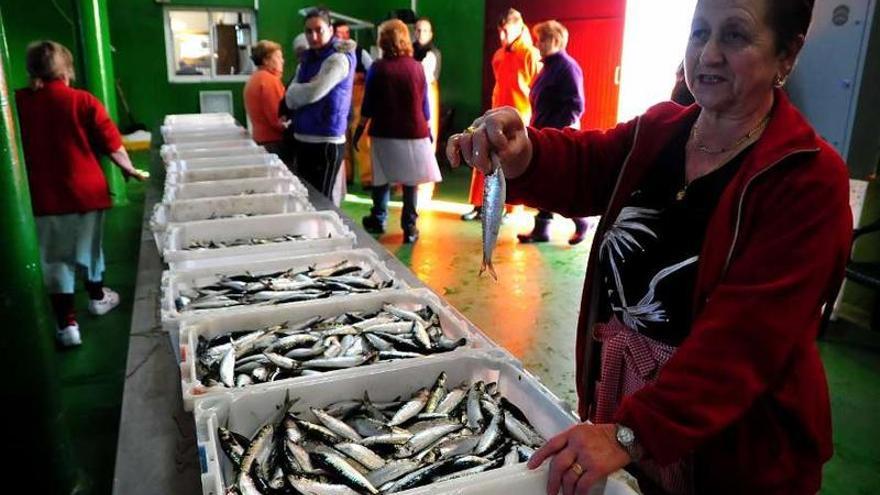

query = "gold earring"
[773,74,787,88]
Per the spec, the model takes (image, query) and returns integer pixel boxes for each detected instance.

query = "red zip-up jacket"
[16,80,122,216]
[507,90,851,493]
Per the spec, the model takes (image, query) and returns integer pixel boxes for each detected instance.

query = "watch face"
[617,426,635,445]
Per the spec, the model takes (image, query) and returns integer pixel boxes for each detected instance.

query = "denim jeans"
[371,184,418,232]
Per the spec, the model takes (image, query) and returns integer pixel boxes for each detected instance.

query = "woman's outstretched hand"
[445,106,533,179]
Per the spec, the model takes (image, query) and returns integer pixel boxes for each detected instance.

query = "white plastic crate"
[161,211,356,264]
[160,248,405,330]
[162,143,265,163]
[162,177,307,202]
[149,193,313,250]
[166,153,280,171]
[162,137,256,153]
[150,192,313,233]
[164,113,236,126]
[177,288,494,410]
[194,350,636,495]
[159,137,257,162]
[162,128,250,144]
[164,163,292,185]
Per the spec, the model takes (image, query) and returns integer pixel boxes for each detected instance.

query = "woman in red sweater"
[354,19,441,244]
[243,40,288,164]
[448,0,850,493]
[16,41,146,347]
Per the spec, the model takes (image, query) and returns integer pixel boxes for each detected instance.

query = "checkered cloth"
[593,316,694,495]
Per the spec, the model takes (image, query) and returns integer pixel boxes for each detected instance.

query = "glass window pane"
[169,11,211,77]
[212,10,255,76]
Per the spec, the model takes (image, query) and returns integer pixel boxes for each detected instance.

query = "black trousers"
[292,139,345,200]
[261,140,294,169]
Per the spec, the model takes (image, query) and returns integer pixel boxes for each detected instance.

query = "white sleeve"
[421,52,437,83]
[285,53,351,109]
[361,50,373,71]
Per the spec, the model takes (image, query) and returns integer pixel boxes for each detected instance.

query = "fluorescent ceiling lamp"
[617,0,697,122]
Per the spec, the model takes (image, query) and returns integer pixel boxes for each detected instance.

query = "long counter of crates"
[112,160,460,495]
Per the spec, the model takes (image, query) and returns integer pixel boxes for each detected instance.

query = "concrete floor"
[53,159,879,494]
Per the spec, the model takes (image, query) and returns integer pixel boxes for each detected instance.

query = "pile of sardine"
[175,261,393,312]
[218,372,545,494]
[185,233,313,251]
[196,304,467,389]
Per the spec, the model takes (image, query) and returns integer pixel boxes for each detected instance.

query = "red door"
[482,0,626,130]
[565,17,625,130]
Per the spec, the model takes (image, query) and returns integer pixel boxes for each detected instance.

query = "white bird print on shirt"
[600,206,699,329]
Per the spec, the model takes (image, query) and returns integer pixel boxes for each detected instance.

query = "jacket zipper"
[584,117,642,405]
[721,147,820,277]
[597,117,643,233]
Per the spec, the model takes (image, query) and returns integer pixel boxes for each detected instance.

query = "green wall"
[4,0,486,135]
[107,0,420,131]
[419,0,486,131]
[4,0,81,91]
[4,0,486,134]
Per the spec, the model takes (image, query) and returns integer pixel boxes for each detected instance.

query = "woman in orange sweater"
[244,40,289,164]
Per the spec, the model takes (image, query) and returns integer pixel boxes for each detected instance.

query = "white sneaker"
[56,323,82,347]
[88,288,120,316]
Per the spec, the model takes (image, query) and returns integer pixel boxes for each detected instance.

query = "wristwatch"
[615,424,643,462]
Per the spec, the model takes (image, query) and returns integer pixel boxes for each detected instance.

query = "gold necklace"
[676,115,770,201]
[691,114,770,155]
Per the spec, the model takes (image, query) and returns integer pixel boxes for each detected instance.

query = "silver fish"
[312,450,379,494]
[436,434,481,459]
[219,347,235,387]
[364,333,393,351]
[434,386,467,415]
[287,477,359,495]
[388,388,430,426]
[305,353,376,369]
[503,410,544,447]
[466,382,485,430]
[365,459,421,488]
[238,424,273,488]
[217,426,246,467]
[311,408,363,443]
[334,442,386,470]
[285,440,315,473]
[474,410,501,455]
[396,423,463,458]
[263,352,299,370]
[265,334,319,353]
[480,153,506,280]
[359,432,412,446]
[424,372,447,414]
[411,321,433,351]
[363,322,414,335]
[382,304,429,326]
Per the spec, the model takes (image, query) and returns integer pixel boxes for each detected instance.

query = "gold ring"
[569,462,584,477]
[464,126,477,134]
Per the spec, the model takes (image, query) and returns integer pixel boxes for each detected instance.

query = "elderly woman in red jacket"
[16,41,146,348]
[448,0,850,493]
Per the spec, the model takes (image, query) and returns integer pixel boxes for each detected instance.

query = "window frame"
[163,6,258,84]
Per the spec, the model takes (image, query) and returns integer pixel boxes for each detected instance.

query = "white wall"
[617,0,698,122]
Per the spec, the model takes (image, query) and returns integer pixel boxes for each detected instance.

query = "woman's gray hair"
[25,41,75,88]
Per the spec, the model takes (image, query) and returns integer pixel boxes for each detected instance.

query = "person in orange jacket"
[461,8,540,221]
